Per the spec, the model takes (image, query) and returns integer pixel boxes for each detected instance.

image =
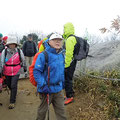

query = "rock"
[75,40,120,76]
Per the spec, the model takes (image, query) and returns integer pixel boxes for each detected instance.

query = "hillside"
[86,40,120,71]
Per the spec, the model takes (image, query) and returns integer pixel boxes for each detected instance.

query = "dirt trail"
[0,78,107,120]
[0,79,70,120]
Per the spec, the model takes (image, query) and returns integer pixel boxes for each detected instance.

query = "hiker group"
[0,22,89,120]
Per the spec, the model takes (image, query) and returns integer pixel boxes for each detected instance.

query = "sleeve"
[33,53,46,88]
[22,42,26,56]
[34,42,38,54]
[20,49,26,67]
[65,36,77,68]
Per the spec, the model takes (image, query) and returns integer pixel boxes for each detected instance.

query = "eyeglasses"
[51,38,63,42]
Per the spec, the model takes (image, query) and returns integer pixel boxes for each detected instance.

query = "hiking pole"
[47,94,50,120]
[47,66,50,120]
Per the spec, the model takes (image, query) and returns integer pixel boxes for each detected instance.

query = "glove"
[23,66,27,72]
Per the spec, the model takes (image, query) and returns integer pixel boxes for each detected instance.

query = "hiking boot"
[8,103,15,109]
[64,97,74,105]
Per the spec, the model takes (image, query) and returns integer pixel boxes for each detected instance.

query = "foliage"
[100,15,120,34]
[74,69,120,119]
[20,33,40,45]
[20,35,27,45]
[31,33,39,44]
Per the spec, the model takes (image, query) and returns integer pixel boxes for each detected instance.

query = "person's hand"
[41,85,50,94]
[24,66,27,72]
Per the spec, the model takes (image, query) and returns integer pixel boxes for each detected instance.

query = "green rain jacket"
[63,23,77,68]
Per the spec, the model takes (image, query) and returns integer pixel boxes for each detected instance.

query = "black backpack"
[69,35,89,61]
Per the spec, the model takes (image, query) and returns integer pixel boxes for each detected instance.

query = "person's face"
[28,37,33,41]
[8,44,16,49]
[48,38,63,50]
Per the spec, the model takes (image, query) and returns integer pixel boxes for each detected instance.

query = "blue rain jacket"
[33,42,65,94]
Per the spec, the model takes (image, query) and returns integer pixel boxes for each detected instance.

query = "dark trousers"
[65,60,77,98]
[6,75,19,103]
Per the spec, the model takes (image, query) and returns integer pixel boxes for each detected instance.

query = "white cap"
[6,36,19,46]
[49,33,63,40]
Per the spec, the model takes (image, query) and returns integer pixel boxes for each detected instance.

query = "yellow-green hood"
[63,23,77,68]
[63,22,75,39]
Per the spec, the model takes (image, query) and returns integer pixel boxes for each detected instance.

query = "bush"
[73,69,120,119]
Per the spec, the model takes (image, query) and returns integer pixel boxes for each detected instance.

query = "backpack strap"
[68,34,75,37]
[17,48,22,62]
[43,51,48,67]
[5,48,7,59]
[4,48,22,63]
[41,51,63,89]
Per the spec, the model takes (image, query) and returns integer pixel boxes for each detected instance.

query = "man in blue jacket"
[33,33,67,120]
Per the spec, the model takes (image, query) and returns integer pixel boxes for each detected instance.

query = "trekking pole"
[47,66,50,120]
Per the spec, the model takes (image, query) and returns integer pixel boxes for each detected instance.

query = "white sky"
[0,0,120,37]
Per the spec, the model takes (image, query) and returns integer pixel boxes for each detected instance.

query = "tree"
[31,33,39,44]
[100,16,120,35]
[20,35,27,45]
[20,33,39,45]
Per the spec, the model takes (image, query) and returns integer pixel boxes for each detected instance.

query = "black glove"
[24,66,27,72]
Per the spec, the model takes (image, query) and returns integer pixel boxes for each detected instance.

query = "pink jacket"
[3,52,21,76]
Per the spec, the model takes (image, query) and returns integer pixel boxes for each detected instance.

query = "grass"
[73,70,120,119]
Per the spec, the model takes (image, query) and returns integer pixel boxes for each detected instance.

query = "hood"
[44,39,56,54]
[63,22,75,39]
[44,39,63,54]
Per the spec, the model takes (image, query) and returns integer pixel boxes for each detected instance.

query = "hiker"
[0,36,27,109]
[0,33,5,55]
[0,33,5,88]
[63,22,78,105]
[2,36,8,87]
[3,36,8,46]
[33,33,67,120]
[0,33,5,64]
[22,34,37,77]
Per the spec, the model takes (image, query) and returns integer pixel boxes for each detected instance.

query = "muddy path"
[0,79,70,120]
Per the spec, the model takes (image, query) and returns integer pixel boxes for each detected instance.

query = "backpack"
[29,38,47,87]
[5,48,22,66]
[0,42,5,53]
[69,35,89,61]
[24,41,37,57]
[38,40,44,49]
[29,51,48,87]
